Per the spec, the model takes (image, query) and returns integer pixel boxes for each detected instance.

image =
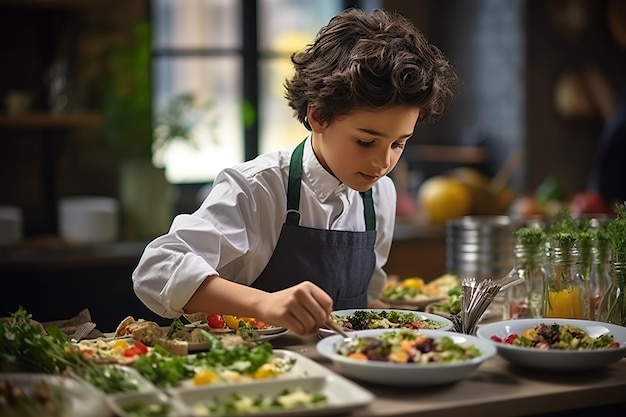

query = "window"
[151,0,378,184]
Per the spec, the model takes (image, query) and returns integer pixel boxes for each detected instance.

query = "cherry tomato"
[123,347,141,357]
[133,340,148,355]
[504,334,519,344]
[206,313,226,329]
[81,348,94,357]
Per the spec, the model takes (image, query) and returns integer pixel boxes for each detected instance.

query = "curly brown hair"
[285,8,459,128]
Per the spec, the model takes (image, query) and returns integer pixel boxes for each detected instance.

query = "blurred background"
[1,0,625,329]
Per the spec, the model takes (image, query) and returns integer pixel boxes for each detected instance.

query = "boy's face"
[310,105,419,192]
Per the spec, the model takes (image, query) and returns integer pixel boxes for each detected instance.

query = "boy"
[133,8,458,335]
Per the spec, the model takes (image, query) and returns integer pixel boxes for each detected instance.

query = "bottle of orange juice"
[544,232,589,319]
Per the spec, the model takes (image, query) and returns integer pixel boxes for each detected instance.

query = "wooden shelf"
[408,144,487,164]
[0,112,102,129]
[0,0,100,9]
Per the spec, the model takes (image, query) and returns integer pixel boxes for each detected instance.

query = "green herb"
[577,230,595,279]
[598,203,626,325]
[514,227,548,270]
[132,345,194,388]
[197,387,328,415]
[606,203,626,264]
[123,401,172,417]
[80,365,139,394]
[550,207,590,235]
[550,231,577,265]
[132,330,283,388]
[0,307,140,395]
[165,318,185,340]
[1,306,80,374]
[596,227,611,270]
[194,338,275,374]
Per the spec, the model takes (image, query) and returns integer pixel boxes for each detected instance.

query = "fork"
[70,321,96,343]
[325,318,353,343]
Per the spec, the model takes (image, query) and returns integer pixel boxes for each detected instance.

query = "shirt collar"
[301,137,347,201]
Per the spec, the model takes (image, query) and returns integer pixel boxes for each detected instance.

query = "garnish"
[514,226,548,270]
[0,307,138,394]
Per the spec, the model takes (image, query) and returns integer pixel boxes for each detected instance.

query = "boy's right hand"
[259,281,333,336]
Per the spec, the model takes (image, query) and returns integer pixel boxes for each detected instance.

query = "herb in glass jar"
[598,203,626,325]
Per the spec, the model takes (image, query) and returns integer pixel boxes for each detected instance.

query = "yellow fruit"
[418,176,471,224]
[401,277,424,290]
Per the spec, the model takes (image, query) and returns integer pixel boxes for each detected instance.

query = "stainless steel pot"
[446,215,517,281]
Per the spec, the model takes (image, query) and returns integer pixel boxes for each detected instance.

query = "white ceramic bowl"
[316,328,496,386]
[0,205,22,247]
[318,308,453,338]
[58,196,119,244]
[476,318,626,371]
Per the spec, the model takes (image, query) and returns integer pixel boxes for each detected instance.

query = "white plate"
[186,321,287,336]
[170,348,352,390]
[107,390,190,417]
[317,329,496,386]
[187,329,290,352]
[381,295,446,309]
[0,373,112,417]
[170,351,374,416]
[476,318,626,371]
[318,308,453,338]
[104,365,160,397]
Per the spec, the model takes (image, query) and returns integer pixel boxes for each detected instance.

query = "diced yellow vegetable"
[193,369,218,385]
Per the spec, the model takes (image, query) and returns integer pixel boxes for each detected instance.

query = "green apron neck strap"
[286,140,305,225]
[286,139,376,231]
[360,189,376,231]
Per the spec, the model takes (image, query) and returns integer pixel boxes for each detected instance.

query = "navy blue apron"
[251,139,377,309]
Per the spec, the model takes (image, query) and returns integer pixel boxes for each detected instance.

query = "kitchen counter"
[270,332,626,417]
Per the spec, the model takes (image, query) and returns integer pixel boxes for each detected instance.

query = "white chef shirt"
[132,137,397,318]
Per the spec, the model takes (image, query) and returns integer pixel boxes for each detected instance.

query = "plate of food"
[109,352,373,417]
[316,328,496,386]
[381,274,459,308]
[0,373,112,417]
[74,336,152,365]
[424,285,462,318]
[171,375,373,417]
[476,318,626,371]
[318,309,453,338]
[186,314,287,336]
[112,316,288,355]
[107,390,189,417]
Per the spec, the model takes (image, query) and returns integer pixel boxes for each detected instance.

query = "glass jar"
[544,236,589,319]
[588,234,612,320]
[503,231,549,320]
[597,262,626,326]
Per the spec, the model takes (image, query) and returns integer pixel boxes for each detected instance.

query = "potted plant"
[101,21,214,241]
[100,21,170,241]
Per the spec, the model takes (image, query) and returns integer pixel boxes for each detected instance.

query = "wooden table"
[271,332,626,417]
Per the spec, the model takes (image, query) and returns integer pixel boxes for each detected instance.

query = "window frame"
[151,0,367,169]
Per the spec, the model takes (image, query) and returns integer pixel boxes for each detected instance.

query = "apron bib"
[251,140,377,309]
